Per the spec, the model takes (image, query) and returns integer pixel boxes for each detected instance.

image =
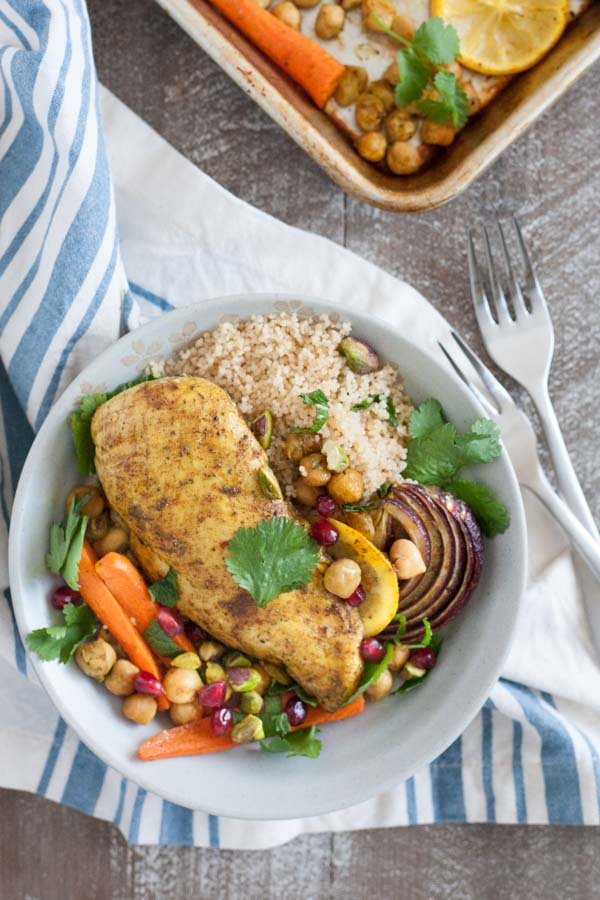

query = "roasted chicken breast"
[92,376,363,709]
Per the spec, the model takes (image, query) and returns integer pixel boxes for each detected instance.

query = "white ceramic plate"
[9,294,527,820]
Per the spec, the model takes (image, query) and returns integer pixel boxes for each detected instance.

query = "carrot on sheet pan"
[95,552,196,654]
[137,695,366,760]
[78,541,169,710]
[206,0,345,107]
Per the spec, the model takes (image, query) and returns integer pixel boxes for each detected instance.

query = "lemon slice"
[431,0,569,76]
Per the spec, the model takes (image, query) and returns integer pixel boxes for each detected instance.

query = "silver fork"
[468,220,599,540]
[438,332,600,585]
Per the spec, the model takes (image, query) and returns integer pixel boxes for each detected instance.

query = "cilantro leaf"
[446,480,510,537]
[143,620,184,658]
[455,419,501,467]
[412,17,460,65]
[386,395,398,427]
[225,517,320,607]
[292,390,329,434]
[395,48,431,107]
[376,482,394,499]
[46,495,89,589]
[261,726,322,759]
[403,422,460,484]
[341,481,394,513]
[352,394,381,411]
[26,602,98,664]
[62,514,89,590]
[344,642,394,706]
[417,70,469,128]
[293,684,319,707]
[149,568,178,607]
[409,399,445,439]
[261,686,292,738]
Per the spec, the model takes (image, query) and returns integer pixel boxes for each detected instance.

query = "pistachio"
[223,651,252,669]
[322,439,349,473]
[252,410,274,450]
[401,662,427,681]
[263,662,292,685]
[338,336,380,374]
[227,666,262,693]
[239,690,265,715]
[258,465,283,500]
[198,640,225,662]
[171,652,202,670]
[231,714,265,744]
[205,662,227,684]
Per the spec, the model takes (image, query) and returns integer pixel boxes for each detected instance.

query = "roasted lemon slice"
[431,0,569,76]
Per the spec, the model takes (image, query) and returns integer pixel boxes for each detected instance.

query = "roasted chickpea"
[75,638,117,682]
[66,485,105,519]
[93,526,129,558]
[299,452,331,487]
[87,511,109,542]
[386,140,423,175]
[109,508,130,532]
[390,13,413,41]
[369,80,395,113]
[123,693,157,725]
[294,477,324,507]
[315,3,345,38]
[365,668,393,702]
[389,643,410,672]
[323,558,362,599]
[383,59,400,85]
[170,702,204,726]
[421,119,456,147]
[385,109,417,143]
[105,659,139,696]
[344,510,376,541]
[163,667,203,704]
[284,432,323,461]
[334,66,368,107]
[389,538,427,579]
[295,0,319,8]
[327,468,363,504]
[271,1,301,28]
[362,0,395,32]
[355,93,385,132]
[341,0,361,9]
[355,131,387,162]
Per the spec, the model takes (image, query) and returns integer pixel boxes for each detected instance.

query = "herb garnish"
[225,517,320,607]
[392,634,443,694]
[261,726,322,759]
[292,389,329,434]
[340,481,393,513]
[351,394,381,411]
[46,495,89,590]
[386,396,398,428]
[352,394,398,427]
[149,568,178,608]
[391,612,407,643]
[343,642,394,706]
[143,620,184,658]
[26,602,98,664]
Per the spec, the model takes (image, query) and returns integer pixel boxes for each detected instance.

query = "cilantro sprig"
[292,390,329,434]
[143,620,184,658]
[149,568,178,607]
[261,726,322,759]
[46,495,89,590]
[343,642,394,706]
[26,602,98,664]
[225,517,320,607]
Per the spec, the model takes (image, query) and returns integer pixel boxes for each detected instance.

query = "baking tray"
[155,0,600,211]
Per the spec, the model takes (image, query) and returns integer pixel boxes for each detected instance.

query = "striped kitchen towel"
[1,0,600,849]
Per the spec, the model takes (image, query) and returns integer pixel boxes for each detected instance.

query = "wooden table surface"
[2,1,599,897]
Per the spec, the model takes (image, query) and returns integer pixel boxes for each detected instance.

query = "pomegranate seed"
[134,670,164,697]
[360,638,385,663]
[346,584,365,607]
[198,680,228,708]
[410,647,437,670]
[310,519,338,547]
[285,696,307,726]
[51,585,82,610]
[156,606,183,637]
[211,707,233,736]
[224,692,241,709]
[184,621,206,645]
[316,495,336,517]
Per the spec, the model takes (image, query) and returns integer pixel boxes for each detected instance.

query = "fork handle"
[525,471,600,583]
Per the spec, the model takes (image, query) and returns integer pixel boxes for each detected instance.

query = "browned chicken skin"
[92,376,364,710]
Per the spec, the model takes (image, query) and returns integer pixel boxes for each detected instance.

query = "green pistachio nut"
[198,640,225,662]
[263,662,292,685]
[322,439,349,472]
[223,651,252,669]
[339,336,380,374]
[231,714,265,744]
[227,666,262,693]
[171,652,201,670]
[403,662,426,680]
[252,410,274,450]
[258,465,283,500]
[239,691,265,715]
[205,662,227,684]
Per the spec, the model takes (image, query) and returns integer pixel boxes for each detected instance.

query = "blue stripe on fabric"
[4,588,26,674]
[208,815,220,848]
[0,48,13,140]
[130,281,175,311]
[37,717,67,793]
[512,721,527,824]
[0,8,32,51]
[113,778,127,827]
[482,703,496,822]
[507,682,583,824]
[160,801,194,845]
[405,776,417,824]
[129,788,147,842]
[0,362,33,487]
[429,737,466,822]
[121,287,134,333]
[61,741,107,814]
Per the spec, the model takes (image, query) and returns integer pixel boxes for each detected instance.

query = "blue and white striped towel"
[1,0,600,849]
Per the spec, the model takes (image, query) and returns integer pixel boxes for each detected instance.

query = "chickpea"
[271,2,301,28]
[327,468,363,505]
[315,3,345,39]
[285,432,322,462]
[66,485,105,519]
[390,13,413,41]
[389,538,427,579]
[386,141,423,175]
[251,0,271,7]
[385,109,417,143]
[388,643,410,672]
[323,558,362,599]
[163,667,203,704]
[344,511,375,541]
[252,664,272,696]
[365,668,393,702]
[355,93,385,132]
[362,0,395,32]
[93,526,129,558]
[105,659,139,696]
[334,66,368,107]
[123,693,157,725]
[294,477,324,507]
[356,132,387,163]
[295,0,319,8]
[421,119,456,147]
[75,638,117,682]
[369,80,395,114]
[109,508,130,532]
[170,702,204,726]
[299,452,331,487]
[341,0,360,9]
[383,59,400,86]
[87,511,109,542]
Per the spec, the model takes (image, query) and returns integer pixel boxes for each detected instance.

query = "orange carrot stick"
[206,0,344,108]
[95,552,196,654]
[79,542,169,710]
[138,695,366,760]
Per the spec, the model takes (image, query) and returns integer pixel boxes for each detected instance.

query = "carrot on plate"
[95,552,196,654]
[78,541,169,710]
[206,0,345,108]
[137,695,366,760]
